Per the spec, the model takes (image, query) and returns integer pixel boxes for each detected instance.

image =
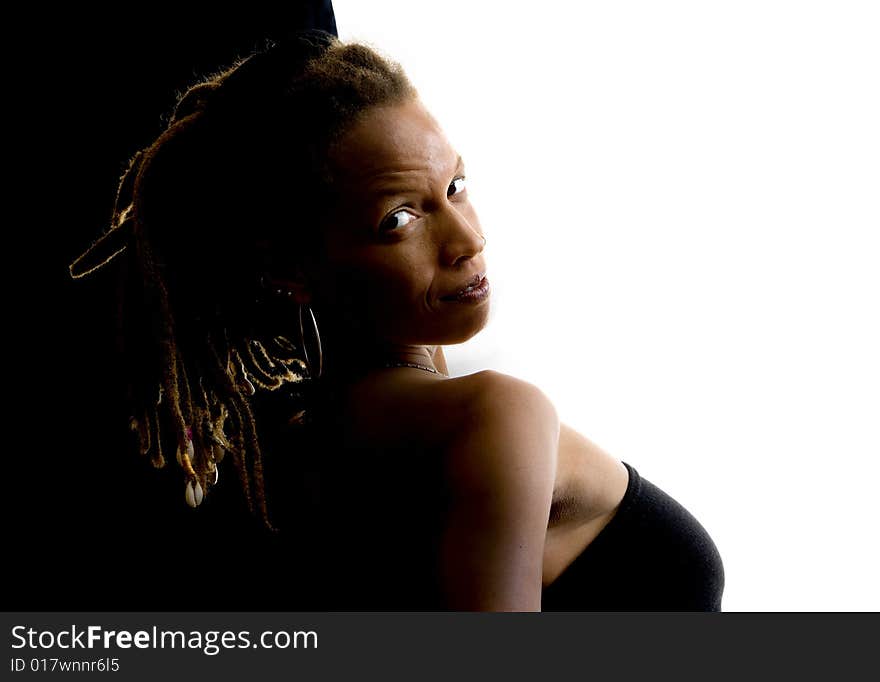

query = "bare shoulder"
[433,369,560,609]
[437,368,558,421]
[338,368,561,609]
[437,369,560,489]
[339,368,559,453]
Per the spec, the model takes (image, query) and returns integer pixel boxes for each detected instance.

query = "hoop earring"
[298,303,323,379]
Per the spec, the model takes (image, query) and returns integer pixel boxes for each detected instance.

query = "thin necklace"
[381,360,441,375]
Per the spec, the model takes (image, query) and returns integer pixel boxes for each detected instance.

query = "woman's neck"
[312,312,445,384]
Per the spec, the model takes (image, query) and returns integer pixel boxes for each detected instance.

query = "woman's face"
[311,96,489,347]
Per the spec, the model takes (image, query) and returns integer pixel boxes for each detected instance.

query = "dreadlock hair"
[68,29,419,532]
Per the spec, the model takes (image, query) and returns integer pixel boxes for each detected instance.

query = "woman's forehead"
[328,99,457,188]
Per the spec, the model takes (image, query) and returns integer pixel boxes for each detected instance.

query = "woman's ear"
[260,265,313,304]
[255,237,316,304]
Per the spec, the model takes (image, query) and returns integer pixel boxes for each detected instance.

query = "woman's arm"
[437,371,559,611]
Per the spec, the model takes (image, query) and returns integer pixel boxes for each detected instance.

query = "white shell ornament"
[185,480,197,508]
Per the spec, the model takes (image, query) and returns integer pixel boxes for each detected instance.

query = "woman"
[69,28,724,611]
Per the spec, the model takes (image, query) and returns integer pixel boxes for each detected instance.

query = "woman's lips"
[440,275,490,303]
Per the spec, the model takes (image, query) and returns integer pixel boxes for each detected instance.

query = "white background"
[333,0,880,611]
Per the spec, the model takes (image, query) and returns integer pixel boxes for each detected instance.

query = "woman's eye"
[448,175,467,197]
[379,209,417,232]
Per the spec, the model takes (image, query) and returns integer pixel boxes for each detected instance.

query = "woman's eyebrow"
[371,155,466,199]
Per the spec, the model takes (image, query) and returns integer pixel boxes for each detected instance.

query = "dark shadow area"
[8,5,339,611]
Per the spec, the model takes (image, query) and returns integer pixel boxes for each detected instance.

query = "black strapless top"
[541,461,725,611]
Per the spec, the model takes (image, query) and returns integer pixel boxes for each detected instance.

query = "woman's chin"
[435,305,491,345]
[348,300,491,347]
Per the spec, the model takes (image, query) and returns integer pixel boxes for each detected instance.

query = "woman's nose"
[438,205,485,266]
